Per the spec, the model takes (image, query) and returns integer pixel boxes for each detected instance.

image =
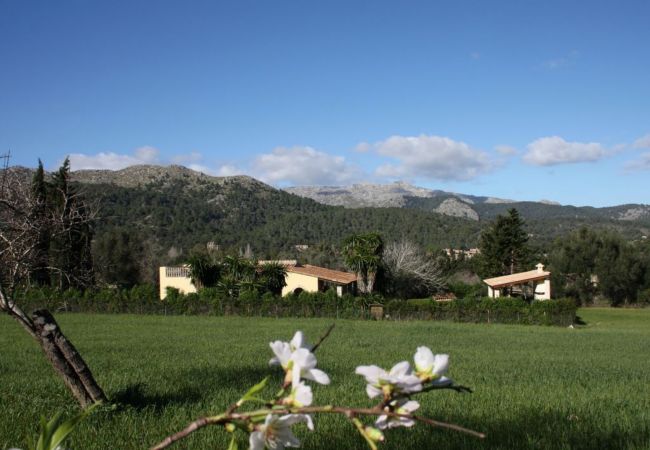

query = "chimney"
[536,263,544,273]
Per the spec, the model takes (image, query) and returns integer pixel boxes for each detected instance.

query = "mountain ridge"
[285,181,650,223]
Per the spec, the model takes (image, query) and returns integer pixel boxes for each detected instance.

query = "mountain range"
[286,182,650,223]
[5,165,649,260]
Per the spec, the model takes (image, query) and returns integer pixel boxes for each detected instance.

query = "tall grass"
[1,308,648,449]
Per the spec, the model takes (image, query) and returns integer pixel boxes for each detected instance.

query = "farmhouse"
[158,262,357,299]
[282,264,357,297]
[483,263,551,300]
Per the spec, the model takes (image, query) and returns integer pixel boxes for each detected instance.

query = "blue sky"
[1,0,649,207]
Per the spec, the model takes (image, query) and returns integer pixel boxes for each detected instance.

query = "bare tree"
[0,162,106,407]
[383,240,446,298]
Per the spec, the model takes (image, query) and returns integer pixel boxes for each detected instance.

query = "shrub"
[13,287,577,325]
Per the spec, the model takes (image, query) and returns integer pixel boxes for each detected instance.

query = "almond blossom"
[269,331,311,367]
[375,399,420,429]
[355,361,422,399]
[291,348,330,385]
[269,332,330,386]
[282,379,313,407]
[249,414,314,450]
[413,346,452,385]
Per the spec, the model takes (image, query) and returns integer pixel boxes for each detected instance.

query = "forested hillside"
[7,163,649,268]
[82,178,483,259]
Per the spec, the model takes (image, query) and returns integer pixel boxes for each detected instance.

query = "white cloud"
[523,136,607,166]
[368,134,493,181]
[67,146,160,170]
[624,152,650,172]
[252,146,360,185]
[632,134,650,149]
[495,145,518,156]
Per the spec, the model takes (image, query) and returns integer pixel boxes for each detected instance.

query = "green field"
[1,309,649,450]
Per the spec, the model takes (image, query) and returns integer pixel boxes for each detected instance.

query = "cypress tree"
[30,160,51,286]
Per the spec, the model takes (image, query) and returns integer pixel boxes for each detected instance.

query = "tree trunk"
[31,309,107,407]
[366,271,376,294]
[356,272,367,294]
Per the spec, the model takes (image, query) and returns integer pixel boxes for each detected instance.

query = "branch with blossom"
[151,328,484,450]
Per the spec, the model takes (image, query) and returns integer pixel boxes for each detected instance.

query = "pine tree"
[478,208,530,277]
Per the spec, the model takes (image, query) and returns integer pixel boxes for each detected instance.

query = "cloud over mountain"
[66,146,160,170]
[523,136,607,166]
[252,146,360,185]
[369,134,493,181]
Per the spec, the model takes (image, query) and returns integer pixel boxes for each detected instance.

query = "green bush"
[385,297,576,326]
[12,287,576,325]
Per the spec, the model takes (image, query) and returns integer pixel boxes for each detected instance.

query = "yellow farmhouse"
[282,264,357,297]
[159,263,357,299]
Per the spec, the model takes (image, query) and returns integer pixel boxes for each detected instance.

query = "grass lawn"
[1,308,649,450]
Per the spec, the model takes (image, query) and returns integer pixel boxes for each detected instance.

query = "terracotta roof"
[483,269,550,288]
[286,264,357,284]
[433,292,457,302]
[257,260,297,267]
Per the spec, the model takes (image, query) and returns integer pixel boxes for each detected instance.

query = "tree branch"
[150,405,485,450]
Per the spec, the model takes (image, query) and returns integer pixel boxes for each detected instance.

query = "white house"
[483,263,551,300]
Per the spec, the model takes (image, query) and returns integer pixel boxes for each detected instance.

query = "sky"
[1,0,649,207]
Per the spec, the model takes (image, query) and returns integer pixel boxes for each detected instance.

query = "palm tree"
[258,262,288,295]
[187,253,221,288]
[342,232,384,294]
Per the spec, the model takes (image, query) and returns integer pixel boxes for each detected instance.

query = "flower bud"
[364,426,385,443]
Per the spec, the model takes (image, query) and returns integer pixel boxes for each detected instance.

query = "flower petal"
[375,414,389,430]
[414,346,434,373]
[290,331,305,351]
[366,384,382,398]
[292,382,313,407]
[304,368,330,385]
[270,341,292,368]
[355,365,386,384]
[249,431,265,450]
[432,354,449,376]
[292,348,317,370]
[388,361,412,378]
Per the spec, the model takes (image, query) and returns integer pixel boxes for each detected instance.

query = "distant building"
[483,263,551,300]
[257,260,298,266]
[159,265,197,299]
[283,264,357,297]
[158,262,357,299]
[444,248,480,259]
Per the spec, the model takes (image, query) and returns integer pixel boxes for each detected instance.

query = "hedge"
[12,286,577,326]
[385,297,577,326]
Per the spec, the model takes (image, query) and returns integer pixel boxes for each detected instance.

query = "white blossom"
[375,399,420,429]
[269,333,330,386]
[355,361,422,399]
[291,348,330,385]
[269,341,293,369]
[283,379,313,407]
[269,331,311,367]
[413,346,452,385]
[249,414,314,450]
